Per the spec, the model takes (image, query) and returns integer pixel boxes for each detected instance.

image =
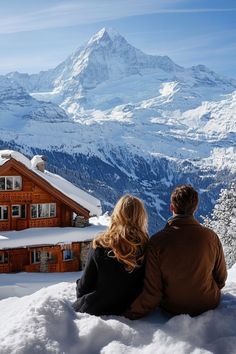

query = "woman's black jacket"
[73,246,145,316]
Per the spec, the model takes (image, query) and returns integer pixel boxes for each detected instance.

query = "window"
[0,176,22,191]
[0,253,5,263]
[6,177,13,190]
[31,203,56,219]
[31,250,41,264]
[31,204,37,218]
[0,206,8,220]
[47,252,52,260]
[0,254,3,263]
[0,178,5,190]
[63,249,73,261]
[14,177,22,190]
[11,205,26,218]
[0,253,8,263]
[12,205,21,217]
[50,203,56,217]
[40,204,49,218]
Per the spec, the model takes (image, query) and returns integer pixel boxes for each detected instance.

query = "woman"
[73,194,149,316]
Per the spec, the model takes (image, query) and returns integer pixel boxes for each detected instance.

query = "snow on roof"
[0,150,31,168]
[0,150,102,216]
[34,169,101,216]
[0,226,107,250]
[0,215,109,249]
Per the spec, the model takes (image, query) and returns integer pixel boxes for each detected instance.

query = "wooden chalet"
[0,150,104,273]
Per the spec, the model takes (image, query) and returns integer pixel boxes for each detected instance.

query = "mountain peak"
[87,27,124,46]
[0,75,29,100]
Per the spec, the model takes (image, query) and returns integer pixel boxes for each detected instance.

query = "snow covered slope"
[1,28,236,229]
[0,264,236,354]
[3,28,235,167]
[0,76,69,127]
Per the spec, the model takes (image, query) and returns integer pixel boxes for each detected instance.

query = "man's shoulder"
[149,220,220,244]
[199,224,220,242]
[149,225,170,245]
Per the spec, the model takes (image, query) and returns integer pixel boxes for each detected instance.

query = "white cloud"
[0,0,235,34]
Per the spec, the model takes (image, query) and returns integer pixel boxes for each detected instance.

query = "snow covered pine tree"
[204,183,236,268]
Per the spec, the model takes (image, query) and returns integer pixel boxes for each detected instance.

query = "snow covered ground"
[0,265,236,354]
[0,271,80,300]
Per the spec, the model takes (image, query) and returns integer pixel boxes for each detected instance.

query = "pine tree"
[204,183,236,268]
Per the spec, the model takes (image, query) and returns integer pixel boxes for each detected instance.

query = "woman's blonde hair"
[93,195,149,271]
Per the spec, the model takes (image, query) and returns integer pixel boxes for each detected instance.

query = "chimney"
[1,153,12,159]
[31,155,47,173]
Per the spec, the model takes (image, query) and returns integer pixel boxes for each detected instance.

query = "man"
[126,185,227,319]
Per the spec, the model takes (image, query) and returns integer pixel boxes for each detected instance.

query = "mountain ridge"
[7,28,236,99]
[1,28,235,230]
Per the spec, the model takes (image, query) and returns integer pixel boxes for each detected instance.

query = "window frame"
[0,176,22,191]
[63,249,73,261]
[47,252,52,260]
[0,253,8,264]
[12,205,21,217]
[31,250,41,264]
[31,203,56,219]
[0,205,8,220]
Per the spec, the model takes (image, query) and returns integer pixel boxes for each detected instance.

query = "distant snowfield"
[0,265,236,354]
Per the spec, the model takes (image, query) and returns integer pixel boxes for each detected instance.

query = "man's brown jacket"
[127,216,227,318]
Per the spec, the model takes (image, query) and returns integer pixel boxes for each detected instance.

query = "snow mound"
[89,212,111,226]
[0,266,236,354]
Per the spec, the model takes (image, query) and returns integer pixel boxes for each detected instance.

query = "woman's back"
[73,194,149,316]
[73,246,145,316]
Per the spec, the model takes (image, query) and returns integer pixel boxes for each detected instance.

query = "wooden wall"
[24,243,81,273]
[0,166,73,231]
[0,249,28,273]
[0,242,89,273]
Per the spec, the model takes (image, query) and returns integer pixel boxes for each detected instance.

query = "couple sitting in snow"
[73,185,227,319]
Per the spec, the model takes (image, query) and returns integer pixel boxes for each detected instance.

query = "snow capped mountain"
[8,28,183,93]
[1,28,236,230]
[0,75,69,125]
[7,28,236,114]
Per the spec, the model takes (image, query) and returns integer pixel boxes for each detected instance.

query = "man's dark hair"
[171,185,199,215]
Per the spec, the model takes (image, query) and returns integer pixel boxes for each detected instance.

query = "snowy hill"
[0,264,236,354]
[1,28,236,230]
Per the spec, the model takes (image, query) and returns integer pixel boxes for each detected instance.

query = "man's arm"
[213,236,227,289]
[125,241,163,319]
[76,247,98,298]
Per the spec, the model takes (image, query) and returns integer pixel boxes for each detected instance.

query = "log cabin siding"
[24,243,81,273]
[0,161,88,231]
[0,157,95,273]
[0,243,82,273]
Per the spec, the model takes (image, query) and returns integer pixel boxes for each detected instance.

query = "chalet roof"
[0,223,107,250]
[0,150,102,216]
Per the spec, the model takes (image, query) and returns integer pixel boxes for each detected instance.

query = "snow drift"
[0,265,236,354]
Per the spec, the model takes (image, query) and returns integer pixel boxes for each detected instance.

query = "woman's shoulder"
[93,246,111,258]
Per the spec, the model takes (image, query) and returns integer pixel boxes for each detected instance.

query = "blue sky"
[0,0,236,78]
